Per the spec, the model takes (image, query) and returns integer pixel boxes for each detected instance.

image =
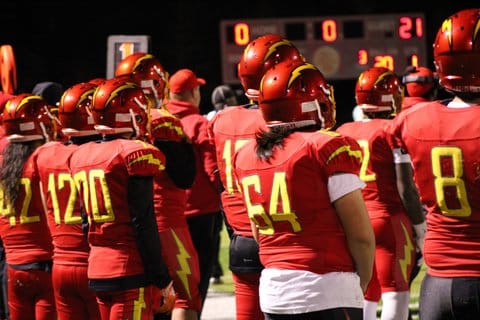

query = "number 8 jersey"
[388,100,480,277]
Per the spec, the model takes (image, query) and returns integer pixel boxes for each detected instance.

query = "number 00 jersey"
[389,101,480,277]
[69,138,166,280]
[233,130,363,274]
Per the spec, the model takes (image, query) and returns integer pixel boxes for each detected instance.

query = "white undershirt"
[259,173,366,314]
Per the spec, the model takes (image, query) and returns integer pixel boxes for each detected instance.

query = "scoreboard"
[220,13,427,82]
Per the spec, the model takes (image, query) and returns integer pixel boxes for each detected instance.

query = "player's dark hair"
[255,126,293,161]
[0,142,37,204]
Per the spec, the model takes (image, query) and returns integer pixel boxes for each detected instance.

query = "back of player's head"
[355,66,403,118]
[258,60,336,130]
[433,8,480,94]
[58,82,98,137]
[211,85,237,111]
[115,52,169,107]
[402,66,436,97]
[91,77,152,139]
[237,34,304,100]
[2,93,54,142]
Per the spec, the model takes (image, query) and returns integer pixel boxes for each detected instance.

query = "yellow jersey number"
[74,169,115,223]
[357,139,376,182]
[241,172,301,235]
[47,172,81,224]
[0,178,37,226]
[222,138,250,194]
[431,146,471,217]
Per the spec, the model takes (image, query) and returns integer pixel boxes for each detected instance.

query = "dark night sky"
[0,1,476,124]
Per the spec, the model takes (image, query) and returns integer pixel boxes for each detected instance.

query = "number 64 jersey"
[388,101,480,278]
[233,129,363,274]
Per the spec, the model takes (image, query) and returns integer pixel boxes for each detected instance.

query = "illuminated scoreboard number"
[106,35,151,78]
[220,14,427,82]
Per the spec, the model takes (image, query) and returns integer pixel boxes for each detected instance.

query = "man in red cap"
[166,69,222,316]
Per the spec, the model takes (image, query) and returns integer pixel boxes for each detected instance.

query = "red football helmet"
[115,52,168,107]
[58,82,98,137]
[433,8,480,93]
[88,77,106,86]
[355,66,404,115]
[258,61,336,130]
[2,93,54,142]
[402,66,436,97]
[237,34,303,100]
[91,77,152,139]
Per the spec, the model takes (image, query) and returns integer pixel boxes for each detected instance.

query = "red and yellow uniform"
[207,105,265,320]
[68,138,170,320]
[234,130,362,274]
[0,143,55,320]
[389,101,480,278]
[337,119,415,301]
[34,141,100,320]
[150,107,202,313]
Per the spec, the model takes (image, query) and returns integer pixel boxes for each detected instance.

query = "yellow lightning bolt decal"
[474,16,480,47]
[374,71,395,87]
[128,153,165,171]
[133,287,146,319]
[264,39,294,62]
[326,145,363,164]
[171,229,192,299]
[134,53,155,72]
[398,222,415,282]
[441,17,453,50]
[288,63,317,88]
[75,88,96,109]
[152,121,184,137]
[103,82,137,110]
[8,95,43,112]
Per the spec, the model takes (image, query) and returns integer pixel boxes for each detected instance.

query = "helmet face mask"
[433,8,480,93]
[259,61,336,130]
[2,94,54,142]
[355,66,404,116]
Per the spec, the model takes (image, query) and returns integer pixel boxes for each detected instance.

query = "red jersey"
[69,139,166,280]
[389,101,480,277]
[234,130,363,274]
[402,96,429,111]
[150,108,188,229]
[0,143,53,265]
[208,106,266,236]
[150,108,202,311]
[337,119,406,218]
[33,141,89,266]
[167,99,221,216]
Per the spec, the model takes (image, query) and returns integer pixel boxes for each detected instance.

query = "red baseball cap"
[169,69,206,94]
